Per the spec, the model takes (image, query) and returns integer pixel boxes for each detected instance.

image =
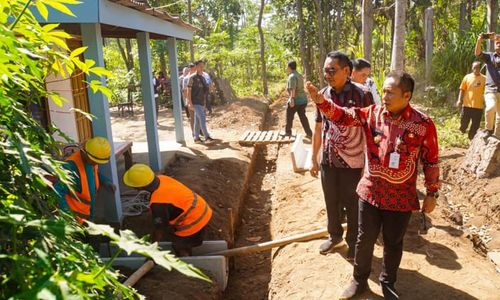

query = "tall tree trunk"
[459,0,471,33]
[125,39,134,70]
[362,0,374,61]
[314,0,325,87]
[391,0,406,71]
[424,7,434,81]
[116,38,135,101]
[116,39,128,70]
[383,21,387,71]
[159,41,167,75]
[487,0,498,52]
[323,1,330,51]
[297,0,310,80]
[334,0,342,49]
[116,38,133,71]
[258,0,268,96]
[390,8,395,64]
[187,0,195,62]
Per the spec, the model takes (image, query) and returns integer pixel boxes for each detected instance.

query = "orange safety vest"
[149,175,212,237]
[64,150,100,222]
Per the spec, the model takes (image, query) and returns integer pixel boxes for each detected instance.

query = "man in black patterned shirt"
[310,51,373,258]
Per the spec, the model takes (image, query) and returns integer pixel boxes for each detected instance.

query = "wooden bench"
[114,141,133,170]
[117,102,134,117]
[238,130,296,146]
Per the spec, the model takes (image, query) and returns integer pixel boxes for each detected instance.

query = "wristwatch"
[427,191,439,199]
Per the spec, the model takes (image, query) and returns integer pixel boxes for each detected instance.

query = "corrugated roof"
[108,0,198,32]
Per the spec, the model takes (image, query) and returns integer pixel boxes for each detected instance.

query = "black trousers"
[320,165,362,249]
[354,200,412,284]
[285,103,313,137]
[460,107,483,140]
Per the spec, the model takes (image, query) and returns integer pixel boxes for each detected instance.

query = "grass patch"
[413,89,470,149]
[426,106,470,149]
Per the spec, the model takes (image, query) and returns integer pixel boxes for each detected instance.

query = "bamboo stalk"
[205,225,346,257]
[123,260,155,287]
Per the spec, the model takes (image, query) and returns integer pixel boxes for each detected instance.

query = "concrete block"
[104,255,228,290]
[290,134,312,172]
[100,240,229,290]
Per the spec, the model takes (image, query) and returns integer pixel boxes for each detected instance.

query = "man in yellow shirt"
[456,61,486,139]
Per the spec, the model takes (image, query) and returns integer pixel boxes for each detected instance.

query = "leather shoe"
[380,282,399,300]
[339,279,368,299]
[346,247,355,261]
[319,236,343,254]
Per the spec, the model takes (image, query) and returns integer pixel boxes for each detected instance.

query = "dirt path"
[226,95,500,299]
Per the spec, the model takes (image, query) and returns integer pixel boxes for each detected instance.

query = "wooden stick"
[205,225,346,257]
[123,260,155,287]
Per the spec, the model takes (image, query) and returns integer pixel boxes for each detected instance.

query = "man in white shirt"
[182,63,196,134]
[351,58,381,105]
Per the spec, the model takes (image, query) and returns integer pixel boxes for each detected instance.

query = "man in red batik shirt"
[307,71,440,300]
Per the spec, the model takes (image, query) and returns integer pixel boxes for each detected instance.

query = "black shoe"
[380,282,399,300]
[194,138,203,144]
[205,137,215,142]
[319,236,343,254]
[340,279,368,299]
[346,247,355,261]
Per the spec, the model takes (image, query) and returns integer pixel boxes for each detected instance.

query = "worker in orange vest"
[123,164,212,256]
[55,136,116,223]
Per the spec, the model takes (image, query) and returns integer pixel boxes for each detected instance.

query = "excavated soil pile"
[440,147,500,252]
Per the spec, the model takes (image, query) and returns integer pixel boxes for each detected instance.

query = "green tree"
[0,1,207,298]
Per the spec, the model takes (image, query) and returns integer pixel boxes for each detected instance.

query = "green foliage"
[431,31,482,92]
[0,1,206,298]
[194,22,292,96]
[103,40,140,105]
[413,90,470,149]
[435,113,470,149]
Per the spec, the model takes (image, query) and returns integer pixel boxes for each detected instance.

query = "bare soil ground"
[112,95,500,299]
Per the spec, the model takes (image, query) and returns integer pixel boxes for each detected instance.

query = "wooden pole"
[205,225,346,257]
[123,260,155,287]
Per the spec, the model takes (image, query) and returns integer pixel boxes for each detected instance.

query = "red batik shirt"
[316,102,440,212]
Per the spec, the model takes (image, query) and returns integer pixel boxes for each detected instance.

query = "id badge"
[389,152,400,169]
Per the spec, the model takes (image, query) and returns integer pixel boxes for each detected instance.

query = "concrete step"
[103,255,228,291]
[100,240,229,290]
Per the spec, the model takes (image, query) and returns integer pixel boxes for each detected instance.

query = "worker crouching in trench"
[123,164,213,256]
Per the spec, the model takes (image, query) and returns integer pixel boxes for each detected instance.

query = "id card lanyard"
[389,135,402,169]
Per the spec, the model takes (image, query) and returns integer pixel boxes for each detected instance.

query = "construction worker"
[55,136,116,223]
[123,164,212,256]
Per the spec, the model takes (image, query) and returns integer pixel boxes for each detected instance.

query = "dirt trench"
[222,116,280,299]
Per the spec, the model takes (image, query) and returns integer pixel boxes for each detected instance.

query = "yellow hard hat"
[84,136,111,164]
[123,164,155,188]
